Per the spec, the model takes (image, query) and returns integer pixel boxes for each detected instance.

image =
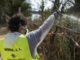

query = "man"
[0,11,60,60]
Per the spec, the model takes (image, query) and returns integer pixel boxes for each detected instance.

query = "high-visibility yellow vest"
[0,35,40,60]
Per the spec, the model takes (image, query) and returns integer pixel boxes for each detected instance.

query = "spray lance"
[50,0,69,15]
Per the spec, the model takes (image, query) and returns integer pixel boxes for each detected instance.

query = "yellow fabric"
[0,35,40,60]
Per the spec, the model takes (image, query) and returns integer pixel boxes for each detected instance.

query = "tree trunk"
[74,0,80,11]
[52,0,59,12]
[75,0,80,6]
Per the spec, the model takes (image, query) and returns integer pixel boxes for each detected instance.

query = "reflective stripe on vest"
[0,35,40,60]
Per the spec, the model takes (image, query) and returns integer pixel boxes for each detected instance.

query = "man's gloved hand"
[53,11,61,18]
[57,11,61,15]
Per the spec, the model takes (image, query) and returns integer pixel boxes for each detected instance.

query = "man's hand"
[57,11,61,15]
[54,11,61,18]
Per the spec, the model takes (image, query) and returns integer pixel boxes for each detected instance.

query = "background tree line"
[0,0,31,25]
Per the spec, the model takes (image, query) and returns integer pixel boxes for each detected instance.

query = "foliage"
[7,0,31,16]
[0,0,32,25]
[40,0,44,13]
[36,16,80,60]
[44,9,52,17]
[21,2,32,16]
[40,0,45,20]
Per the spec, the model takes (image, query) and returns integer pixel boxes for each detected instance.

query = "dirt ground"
[0,25,8,40]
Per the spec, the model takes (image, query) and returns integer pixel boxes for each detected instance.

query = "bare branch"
[57,26,80,35]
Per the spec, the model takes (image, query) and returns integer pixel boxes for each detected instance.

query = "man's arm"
[26,12,59,58]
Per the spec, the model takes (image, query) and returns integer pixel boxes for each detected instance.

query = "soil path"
[0,26,8,40]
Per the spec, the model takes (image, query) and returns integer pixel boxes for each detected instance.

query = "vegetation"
[37,0,80,60]
[0,0,31,25]
[0,0,80,60]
